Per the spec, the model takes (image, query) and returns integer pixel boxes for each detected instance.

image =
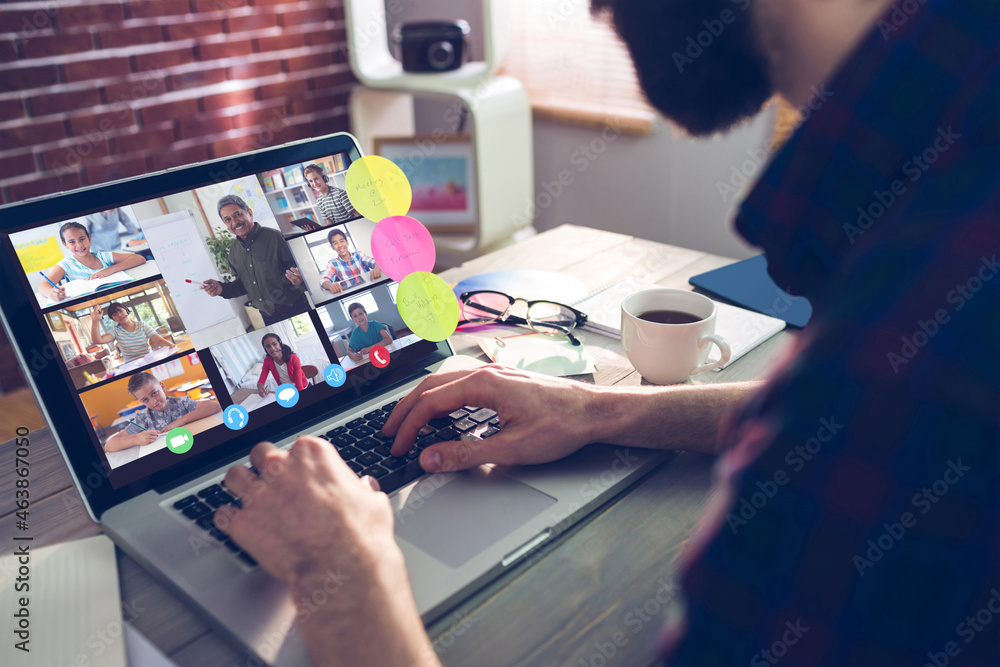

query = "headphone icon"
[302,164,328,184]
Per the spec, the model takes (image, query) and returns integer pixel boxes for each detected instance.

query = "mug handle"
[693,334,731,374]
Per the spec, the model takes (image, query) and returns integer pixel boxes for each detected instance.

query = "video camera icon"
[166,427,194,454]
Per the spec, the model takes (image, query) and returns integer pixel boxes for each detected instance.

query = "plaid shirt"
[664,1,999,665]
[320,251,376,290]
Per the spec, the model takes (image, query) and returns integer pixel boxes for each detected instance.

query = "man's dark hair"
[591,0,772,136]
[127,371,158,396]
[217,194,250,218]
[328,228,348,246]
[348,302,366,317]
[105,303,128,319]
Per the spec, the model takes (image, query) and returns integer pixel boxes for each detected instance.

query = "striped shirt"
[321,251,377,290]
[111,321,156,361]
[57,251,115,281]
[314,188,359,224]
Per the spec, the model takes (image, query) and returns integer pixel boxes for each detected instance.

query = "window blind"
[501,1,656,134]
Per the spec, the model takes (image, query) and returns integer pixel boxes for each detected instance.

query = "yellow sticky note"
[15,237,63,274]
[345,155,412,222]
[397,272,460,343]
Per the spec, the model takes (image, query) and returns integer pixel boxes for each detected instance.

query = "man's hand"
[322,281,344,294]
[370,267,382,280]
[202,279,223,297]
[214,438,438,666]
[384,365,602,473]
[285,267,303,285]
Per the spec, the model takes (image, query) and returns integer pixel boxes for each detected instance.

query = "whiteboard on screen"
[140,210,237,333]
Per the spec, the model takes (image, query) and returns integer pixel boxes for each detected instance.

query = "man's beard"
[594,0,773,136]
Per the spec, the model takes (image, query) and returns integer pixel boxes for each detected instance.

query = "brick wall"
[0,0,356,205]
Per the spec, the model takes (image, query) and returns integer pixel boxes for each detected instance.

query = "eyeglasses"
[458,290,588,345]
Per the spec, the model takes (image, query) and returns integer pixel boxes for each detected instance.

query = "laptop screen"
[0,133,446,509]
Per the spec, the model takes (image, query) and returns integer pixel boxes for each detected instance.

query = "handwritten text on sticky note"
[371,216,435,282]
[397,271,459,342]
[345,156,412,222]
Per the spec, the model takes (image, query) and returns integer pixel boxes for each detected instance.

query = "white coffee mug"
[620,289,731,385]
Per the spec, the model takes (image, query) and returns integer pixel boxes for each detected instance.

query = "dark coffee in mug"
[636,309,703,325]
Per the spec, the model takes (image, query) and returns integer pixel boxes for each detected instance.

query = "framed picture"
[373,135,476,232]
[59,341,76,361]
[46,311,66,332]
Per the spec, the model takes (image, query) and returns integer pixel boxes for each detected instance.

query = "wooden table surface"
[0,225,794,666]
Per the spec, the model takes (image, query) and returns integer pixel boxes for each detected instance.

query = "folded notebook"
[688,255,812,328]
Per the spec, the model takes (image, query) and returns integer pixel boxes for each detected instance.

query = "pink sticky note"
[370,215,436,282]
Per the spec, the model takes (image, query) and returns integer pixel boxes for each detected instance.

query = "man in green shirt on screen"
[202,195,309,326]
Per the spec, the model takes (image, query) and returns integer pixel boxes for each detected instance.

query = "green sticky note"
[397,272,460,343]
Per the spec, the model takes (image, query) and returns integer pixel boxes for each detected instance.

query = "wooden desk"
[0,225,793,666]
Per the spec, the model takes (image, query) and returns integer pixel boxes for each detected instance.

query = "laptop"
[0,132,671,665]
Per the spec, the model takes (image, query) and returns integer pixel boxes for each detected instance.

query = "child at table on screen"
[38,222,146,302]
[103,372,220,453]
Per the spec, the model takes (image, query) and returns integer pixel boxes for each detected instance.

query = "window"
[317,308,333,330]
[342,291,378,318]
[388,283,399,303]
[290,313,313,336]
[502,0,655,134]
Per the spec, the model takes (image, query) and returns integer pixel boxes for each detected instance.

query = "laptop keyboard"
[169,399,501,568]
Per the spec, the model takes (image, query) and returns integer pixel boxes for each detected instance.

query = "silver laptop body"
[0,132,669,665]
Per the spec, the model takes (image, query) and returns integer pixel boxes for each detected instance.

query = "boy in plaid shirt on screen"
[319,228,382,294]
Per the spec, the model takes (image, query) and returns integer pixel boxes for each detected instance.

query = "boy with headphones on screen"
[303,163,359,225]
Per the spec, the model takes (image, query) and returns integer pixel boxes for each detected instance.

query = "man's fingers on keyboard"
[383,370,476,435]
[420,437,506,473]
[223,464,256,500]
[213,505,239,532]
[390,373,490,455]
[248,441,282,479]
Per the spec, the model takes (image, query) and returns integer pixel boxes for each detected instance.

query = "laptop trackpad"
[394,468,557,568]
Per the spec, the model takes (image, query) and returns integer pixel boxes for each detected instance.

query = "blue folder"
[688,255,812,328]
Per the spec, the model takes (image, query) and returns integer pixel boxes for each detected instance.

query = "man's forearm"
[589,381,762,455]
[218,279,247,299]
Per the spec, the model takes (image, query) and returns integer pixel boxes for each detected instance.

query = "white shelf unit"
[345,0,535,262]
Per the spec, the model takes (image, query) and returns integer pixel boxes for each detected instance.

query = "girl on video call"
[256,333,308,396]
[38,221,146,301]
